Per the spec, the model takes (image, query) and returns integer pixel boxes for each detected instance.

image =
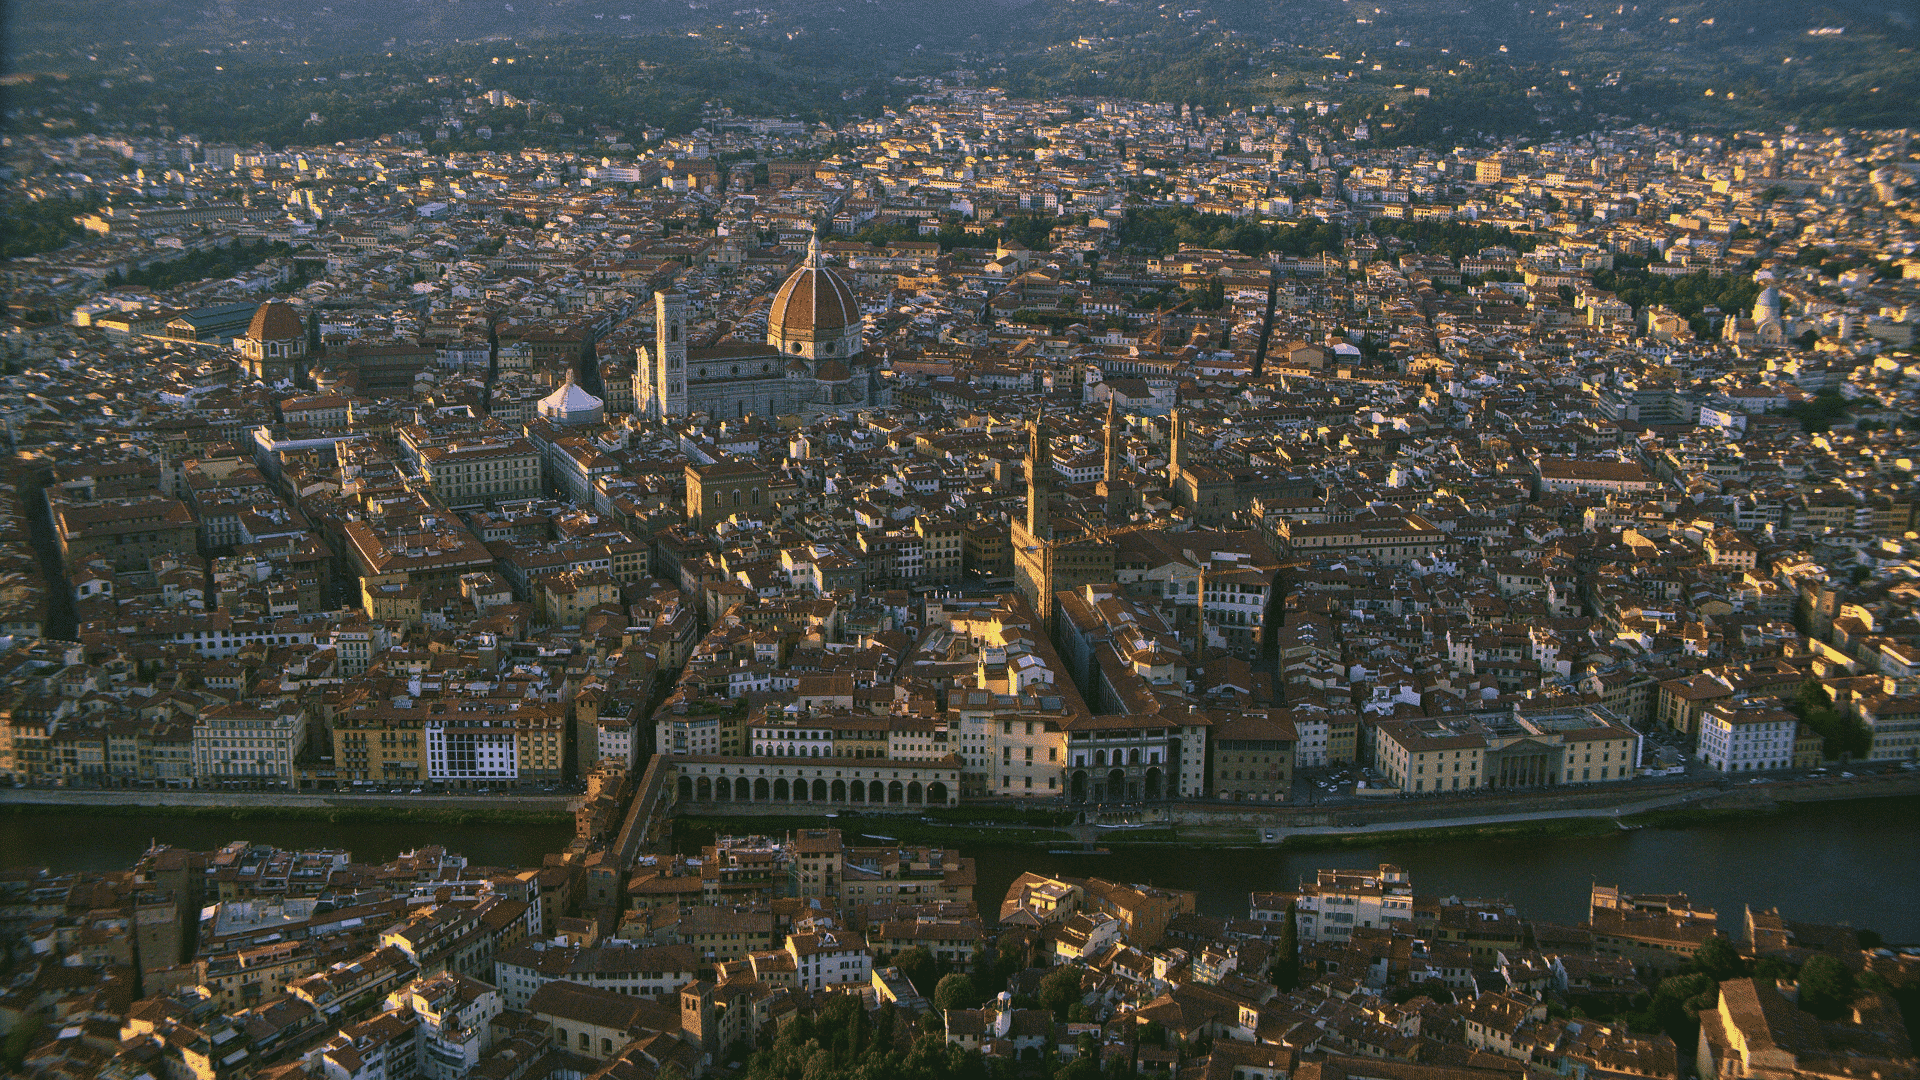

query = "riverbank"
[670,782,1917,855]
[673,812,1075,852]
[0,791,572,827]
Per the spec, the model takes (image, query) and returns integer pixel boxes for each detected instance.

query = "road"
[0,789,575,810]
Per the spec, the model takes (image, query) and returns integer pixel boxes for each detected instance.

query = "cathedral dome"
[246,300,303,343]
[768,236,859,342]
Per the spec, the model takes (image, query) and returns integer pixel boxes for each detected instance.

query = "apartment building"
[492,941,700,1009]
[1267,514,1448,567]
[1696,702,1798,773]
[1375,707,1641,793]
[1210,712,1298,802]
[1856,693,1920,763]
[191,703,308,789]
[416,436,542,508]
[1292,864,1415,944]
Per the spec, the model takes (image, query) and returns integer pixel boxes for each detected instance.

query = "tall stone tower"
[641,289,689,420]
[1098,396,1130,520]
[1025,406,1053,541]
[681,981,718,1054]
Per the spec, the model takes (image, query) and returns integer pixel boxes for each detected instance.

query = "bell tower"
[651,289,688,420]
[1026,406,1053,541]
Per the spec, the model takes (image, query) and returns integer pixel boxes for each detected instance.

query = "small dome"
[815,359,853,383]
[768,235,859,339]
[247,301,303,341]
[537,370,604,425]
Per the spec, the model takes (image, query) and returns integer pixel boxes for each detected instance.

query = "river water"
[6,796,1916,942]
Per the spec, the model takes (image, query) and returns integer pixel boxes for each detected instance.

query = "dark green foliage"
[1039,965,1084,1020]
[1009,310,1084,336]
[745,996,989,1080]
[1367,219,1540,257]
[1589,266,1762,329]
[1786,393,1852,435]
[1117,207,1341,258]
[893,948,944,999]
[1797,956,1855,1021]
[1693,937,1748,982]
[933,974,982,1014]
[1786,679,1871,758]
[106,239,299,291]
[998,216,1058,253]
[0,199,98,259]
[1625,972,1717,1054]
[2,1014,45,1070]
[1272,900,1301,992]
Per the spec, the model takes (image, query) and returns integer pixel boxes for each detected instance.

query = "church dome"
[247,301,303,342]
[768,236,859,340]
[814,359,853,383]
[537,370,604,426]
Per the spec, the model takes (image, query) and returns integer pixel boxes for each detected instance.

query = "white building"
[426,720,518,784]
[493,941,701,1009]
[785,930,871,991]
[191,704,307,788]
[391,972,501,1080]
[1698,703,1797,773]
[596,718,638,771]
[657,712,723,756]
[752,720,835,757]
[1291,864,1415,944]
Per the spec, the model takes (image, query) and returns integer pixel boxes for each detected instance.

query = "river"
[952,796,1920,943]
[5,796,1916,942]
[0,811,573,873]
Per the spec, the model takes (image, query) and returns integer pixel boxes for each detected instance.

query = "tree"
[934,973,982,1014]
[2,1015,45,1070]
[1692,936,1747,982]
[1055,1051,1104,1080]
[1630,972,1716,1054]
[1271,901,1301,991]
[894,947,941,996]
[1039,965,1084,1019]
[1798,955,1855,1021]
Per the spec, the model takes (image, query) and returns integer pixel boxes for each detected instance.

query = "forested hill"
[5,0,1916,145]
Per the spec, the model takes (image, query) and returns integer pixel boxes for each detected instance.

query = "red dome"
[768,250,858,339]
[246,301,303,341]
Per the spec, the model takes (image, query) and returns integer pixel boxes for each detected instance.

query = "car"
[410,787,423,794]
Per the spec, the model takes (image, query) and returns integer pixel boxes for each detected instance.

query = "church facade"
[635,237,877,422]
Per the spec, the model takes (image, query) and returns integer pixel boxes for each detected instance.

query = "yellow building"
[538,569,621,625]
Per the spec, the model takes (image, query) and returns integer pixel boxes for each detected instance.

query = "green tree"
[1271,900,1301,991]
[0,198,98,258]
[934,973,982,1014]
[1798,955,1855,1021]
[1630,972,1716,1054]
[894,947,941,996]
[1039,965,1084,1019]
[2,1014,45,1070]
[1693,936,1747,982]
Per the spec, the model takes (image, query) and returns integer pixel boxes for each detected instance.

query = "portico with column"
[670,756,961,807]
